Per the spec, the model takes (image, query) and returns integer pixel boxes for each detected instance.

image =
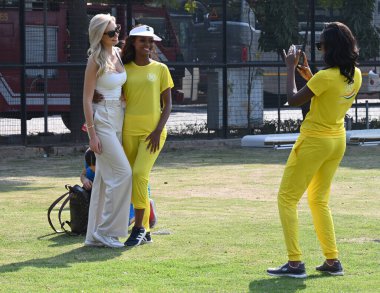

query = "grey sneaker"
[267,262,307,278]
[316,260,344,276]
[93,232,124,248]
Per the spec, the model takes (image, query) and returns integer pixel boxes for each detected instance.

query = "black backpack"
[47,184,90,235]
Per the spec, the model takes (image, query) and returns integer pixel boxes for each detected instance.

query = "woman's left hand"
[146,129,162,153]
[282,45,301,68]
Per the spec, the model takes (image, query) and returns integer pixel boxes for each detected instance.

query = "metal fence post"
[222,0,228,138]
[127,1,132,33]
[43,0,48,134]
[19,0,27,145]
[310,0,315,68]
[366,100,369,129]
[277,54,281,133]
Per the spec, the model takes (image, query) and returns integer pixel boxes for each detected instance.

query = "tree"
[340,0,380,60]
[184,0,197,13]
[305,0,380,60]
[147,0,179,6]
[250,0,300,53]
[318,0,343,9]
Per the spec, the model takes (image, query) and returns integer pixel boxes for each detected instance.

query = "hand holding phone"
[296,51,313,81]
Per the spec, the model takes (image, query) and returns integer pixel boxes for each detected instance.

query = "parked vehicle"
[192,0,255,63]
[0,1,185,130]
[0,1,69,121]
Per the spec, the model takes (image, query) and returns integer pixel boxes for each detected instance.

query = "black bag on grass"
[47,184,90,235]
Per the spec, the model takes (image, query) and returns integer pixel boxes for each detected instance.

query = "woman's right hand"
[89,135,102,154]
[93,90,104,103]
[296,51,313,81]
[282,45,301,69]
[82,177,93,190]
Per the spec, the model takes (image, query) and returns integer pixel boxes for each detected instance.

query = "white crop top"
[96,71,126,100]
[95,48,127,100]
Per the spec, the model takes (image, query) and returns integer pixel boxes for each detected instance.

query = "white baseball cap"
[129,25,162,41]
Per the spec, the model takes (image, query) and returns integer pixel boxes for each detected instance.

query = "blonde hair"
[87,14,116,76]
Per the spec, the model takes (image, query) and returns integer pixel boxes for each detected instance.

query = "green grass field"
[0,144,379,292]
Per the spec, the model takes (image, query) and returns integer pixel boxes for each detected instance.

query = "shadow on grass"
[0,234,125,273]
[0,181,52,193]
[38,233,85,247]
[248,274,330,292]
[158,145,380,170]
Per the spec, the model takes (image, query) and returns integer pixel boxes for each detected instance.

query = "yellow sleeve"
[355,67,362,90]
[123,65,128,96]
[307,70,329,96]
[160,63,174,93]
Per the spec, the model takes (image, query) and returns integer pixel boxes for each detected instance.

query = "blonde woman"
[83,14,132,248]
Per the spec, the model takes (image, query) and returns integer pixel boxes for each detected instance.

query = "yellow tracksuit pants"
[278,135,346,261]
[122,130,167,232]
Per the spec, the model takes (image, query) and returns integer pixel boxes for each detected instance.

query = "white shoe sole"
[324,271,344,276]
[93,232,124,248]
[267,272,307,278]
[84,240,104,247]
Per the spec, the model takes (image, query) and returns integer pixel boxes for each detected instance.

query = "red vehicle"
[0,1,70,122]
[0,1,184,130]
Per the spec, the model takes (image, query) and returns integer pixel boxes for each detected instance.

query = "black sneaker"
[316,260,344,276]
[142,232,153,244]
[124,226,146,247]
[267,262,307,278]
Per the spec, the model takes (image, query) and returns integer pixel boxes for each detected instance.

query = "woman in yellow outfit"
[267,22,362,278]
[120,25,174,247]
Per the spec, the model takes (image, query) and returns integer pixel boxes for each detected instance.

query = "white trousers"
[85,100,132,241]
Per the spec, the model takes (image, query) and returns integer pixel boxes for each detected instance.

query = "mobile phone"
[294,45,304,65]
[298,53,304,66]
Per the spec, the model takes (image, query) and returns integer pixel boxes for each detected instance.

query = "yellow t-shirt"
[301,67,362,137]
[122,60,174,135]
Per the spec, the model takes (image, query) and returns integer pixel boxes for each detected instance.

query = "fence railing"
[1,0,380,145]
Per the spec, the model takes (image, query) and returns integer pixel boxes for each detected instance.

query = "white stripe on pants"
[85,100,132,241]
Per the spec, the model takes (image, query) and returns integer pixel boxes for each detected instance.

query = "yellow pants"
[278,135,346,261]
[122,130,166,232]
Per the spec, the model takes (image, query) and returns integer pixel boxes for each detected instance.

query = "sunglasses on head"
[316,42,324,51]
[104,24,121,38]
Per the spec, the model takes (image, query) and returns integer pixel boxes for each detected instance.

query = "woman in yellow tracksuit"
[120,25,174,247]
[267,22,362,278]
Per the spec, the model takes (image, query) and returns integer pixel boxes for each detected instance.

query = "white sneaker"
[84,239,104,247]
[93,232,124,248]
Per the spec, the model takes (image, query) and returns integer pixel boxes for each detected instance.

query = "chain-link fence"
[1,0,380,145]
